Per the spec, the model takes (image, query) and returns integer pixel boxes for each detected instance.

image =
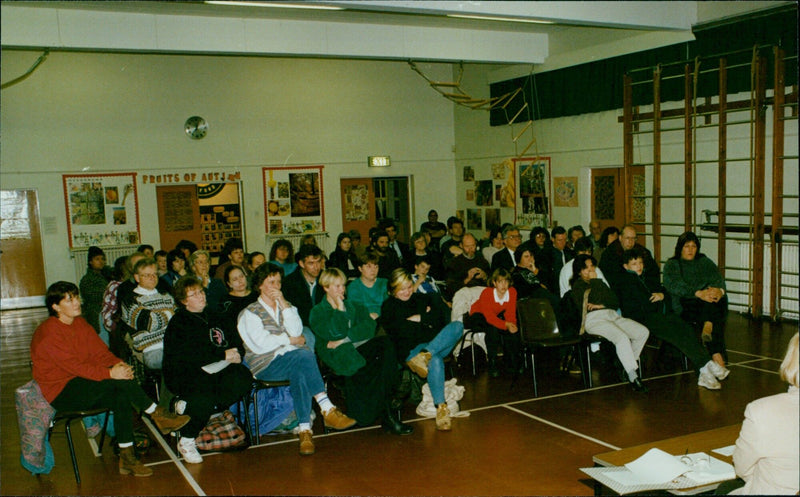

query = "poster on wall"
[514,156,551,229]
[198,183,243,256]
[467,208,482,230]
[263,166,325,234]
[553,176,578,207]
[63,173,140,248]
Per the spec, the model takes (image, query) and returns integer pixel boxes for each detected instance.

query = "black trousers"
[345,335,400,426]
[464,312,521,369]
[680,296,728,358]
[173,364,254,438]
[643,313,711,372]
[51,377,154,445]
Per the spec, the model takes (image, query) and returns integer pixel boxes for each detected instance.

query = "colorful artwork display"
[515,156,551,228]
[63,173,140,248]
[263,166,325,234]
[553,176,578,207]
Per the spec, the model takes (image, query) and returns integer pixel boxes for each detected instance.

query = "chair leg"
[531,353,538,398]
[585,344,594,388]
[64,418,81,484]
[97,411,109,455]
[471,337,477,376]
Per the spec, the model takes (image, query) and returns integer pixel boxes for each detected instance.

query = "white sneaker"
[178,437,203,464]
[706,360,730,381]
[697,367,722,390]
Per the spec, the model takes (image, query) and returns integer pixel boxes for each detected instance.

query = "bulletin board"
[263,165,325,234]
[460,158,516,234]
[63,172,140,248]
[515,156,551,229]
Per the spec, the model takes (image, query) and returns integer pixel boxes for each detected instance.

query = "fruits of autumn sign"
[263,166,325,234]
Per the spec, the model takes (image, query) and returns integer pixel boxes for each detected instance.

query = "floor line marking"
[734,363,781,375]
[142,418,206,497]
[727,349,782,360]
[502,404,621,451]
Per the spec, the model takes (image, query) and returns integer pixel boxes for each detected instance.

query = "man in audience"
[546,226,575,290]
[281,244,324,349]
[440,216,466,268]
[137,244,155,258]
[589,219,603,249]
[445,233,490,299]
[346,252,388,319]
[600,224,660,290]
[420,209,447,252]
[491,225,522,272]
[120,258,176,369]
[380,218,410,266]
[567,225,586,250]
[559,236,609,297]
[365,229,400,279]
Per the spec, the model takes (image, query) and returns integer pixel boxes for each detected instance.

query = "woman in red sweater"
[465,268,520,378]
[31,281,190,477]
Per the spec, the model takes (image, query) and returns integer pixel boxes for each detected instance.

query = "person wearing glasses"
[599,224,660,291]
[490,225,523,272]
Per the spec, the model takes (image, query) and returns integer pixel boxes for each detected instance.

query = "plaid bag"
[195,410,247,452]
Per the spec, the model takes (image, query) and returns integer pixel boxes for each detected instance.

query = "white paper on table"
[712,445,736,457]
[624,448,691,484]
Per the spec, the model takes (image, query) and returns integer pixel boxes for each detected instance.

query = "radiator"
[264,232,333,258]
[71,245,140,282]
[734,241,799,320]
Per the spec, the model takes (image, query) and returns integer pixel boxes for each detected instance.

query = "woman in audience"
[163,276,253,464]
[725,332,799,495]
[31,281,190,477]
[406,231,443,280]
[570,254,649,392]
[327,232,360,279]
[482,227,505,267]
[218,264,258,332]
[246,251,266,274]
[511,245,559,309]
[380,268,463,431]
[465,268,521,378]
[189,250,226,313]
[79,246,112,334]
[663,231,728,367]
[310,268,412,435]
[268,239,298,276]
[346,252,388,319]
[593,226,620,261]
[238,263,356,455]
[160,249,188,288]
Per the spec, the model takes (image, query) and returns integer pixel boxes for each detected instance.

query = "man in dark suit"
[280,244,324,350]
[545,226,575,291]
[599,224,660,290]
[380,218,411,267]
[490,225,522,272]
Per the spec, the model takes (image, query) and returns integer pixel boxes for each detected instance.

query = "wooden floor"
[1,307,795,496]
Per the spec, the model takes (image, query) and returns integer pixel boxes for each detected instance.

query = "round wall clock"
[184,116,208,139]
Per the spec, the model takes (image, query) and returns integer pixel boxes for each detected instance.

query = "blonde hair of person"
[388,267,413,295]
[319,267,346,289]
[189,249,210,267]
[779,332,799,388]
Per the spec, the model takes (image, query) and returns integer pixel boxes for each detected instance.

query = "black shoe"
[488,358,500,378]
[631,378,649,393]
[382,411,413,435]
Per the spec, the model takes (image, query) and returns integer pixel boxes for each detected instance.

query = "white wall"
[1,51,459,284]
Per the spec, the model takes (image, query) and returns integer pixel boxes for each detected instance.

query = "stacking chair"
[517,297,590,397]
[50,408,111,484]
[450,286,487,375]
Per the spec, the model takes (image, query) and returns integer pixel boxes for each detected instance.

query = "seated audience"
[154,250,169,277]
[546,226,575,290]
[482,227,505,267]
[380,269,463,431]
[566,225,586,250]
[120,258,177,369]
[348,229,365,259]
[31,281,190,477]
[246,251,266,274]
[727,332,799,495]
[439,216,466,267]
[420,209,447,251]
[588,220,603,250]
[445,233,490,299]
[365,229,400,279]
[175,240,197,261]
[188,250,227,314]
[559,237,609,297]
[411,255,444,298]
[101,255,135,356]
[511,245,559,311]
[281,244,324,348]
[137,244,154,258]
[346,252,388,319]
[616,248,730,390]
[238,263,356,455]
[599,224,659,290]
[79,246,112,334]
[381,218,410,267]
[218,264,258,332]
[406,231,443,280]
[162,276,253,464]
[160,249,188,288]
[269,239,298,276]
[214,237,246,280]
[328,232,360,279]
[300,234,318,247]
[310,268,412,435]
[570,254,649,392]
[465,268,521,378]
[491,225,523,272]
[663,231,728,368]
[593,226,619,262]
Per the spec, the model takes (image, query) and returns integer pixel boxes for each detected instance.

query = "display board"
[62,173,140,248]
[514,156,551,229]
[263,165,325,234]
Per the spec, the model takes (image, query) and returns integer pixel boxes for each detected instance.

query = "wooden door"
[156,185,202,253]
[1,190,47,307]
[591,168,626,231]
[340,178,376,243]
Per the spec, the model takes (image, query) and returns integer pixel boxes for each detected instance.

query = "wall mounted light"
[368,156,391,167]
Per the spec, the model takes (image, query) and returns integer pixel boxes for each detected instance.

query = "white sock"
[144,403,157,414]
[314,393,334,413]
[118,441,134,448]
[179,436,195,444]
[298,422,312,433]
[175,400,187,415]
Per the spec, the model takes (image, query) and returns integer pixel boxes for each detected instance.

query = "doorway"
[1,189,47,308]
[340,177,411,243]
[590,168,626,232]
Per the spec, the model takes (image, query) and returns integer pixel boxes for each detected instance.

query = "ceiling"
[1,1,792,71]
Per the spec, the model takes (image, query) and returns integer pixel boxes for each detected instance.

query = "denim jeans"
[406,321,463,405]
[255,348,325,425]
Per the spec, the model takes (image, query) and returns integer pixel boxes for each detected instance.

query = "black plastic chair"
[517,297,590,397]
[50,408,110,484]
[238,379,292,443]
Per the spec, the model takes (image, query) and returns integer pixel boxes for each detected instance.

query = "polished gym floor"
[1,307,795,496]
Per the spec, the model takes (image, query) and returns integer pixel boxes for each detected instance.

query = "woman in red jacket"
[464,268,520,378]
[31,281,190,477]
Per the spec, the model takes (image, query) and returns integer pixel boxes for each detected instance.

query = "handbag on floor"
[415,378,469,418]
[195,410,247,451]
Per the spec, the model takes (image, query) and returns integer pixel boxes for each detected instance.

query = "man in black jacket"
[280,244,324,351]
[600,224,660,290]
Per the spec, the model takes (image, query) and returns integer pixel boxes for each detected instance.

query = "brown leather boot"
[149,406,190,435]
[118,446,153,477]
[298,430,315,456]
